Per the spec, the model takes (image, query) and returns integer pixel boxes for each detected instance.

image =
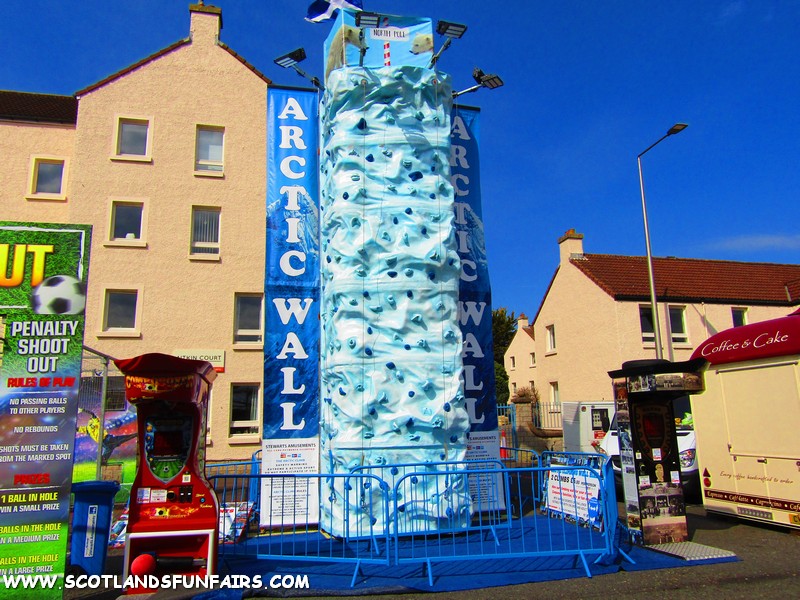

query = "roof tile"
[0,90,77,124]
[572,254,800,305]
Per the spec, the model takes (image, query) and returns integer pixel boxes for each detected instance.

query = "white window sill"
[228,435,261,445]
[104,240,148,248]
[96,330,142,339]
[545,350,557,356]
[194,170,225,179]
[232,342,263,351]
[26,193,67,202]
[110,155,152,164]
[189,254,221,262]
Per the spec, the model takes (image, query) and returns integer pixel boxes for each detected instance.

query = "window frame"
[98,286,143,338]
[106,198,148,247]
[668,305,689,345]
[112,115,153,162]
[509,356,516,369]
[545,324,557,354]
[639,304,656,344]
[529,352,536,367]
[189,205,221,260]
[233,293,264,347]
[550,381,560,406]
[732,307,748,328]
[27,155,68,201]
[194,125,225,176]
[229,383,261,437]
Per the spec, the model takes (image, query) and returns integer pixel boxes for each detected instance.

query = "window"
[101,288,141,336]
[108,200,146,245]
[669,306,688,344]
[114,116,151,160]
[546,324,556,353]
[509,356,516,369]
[230,384,259,436]
[195,126,224,173]
[234,294,263,344]
[191,207,220,256]
[28,156,67,200]
[550,381,560,406]
[511,382,517,394]
[529,352,536,367]
[732,307,748,328]
[639,305,655,343]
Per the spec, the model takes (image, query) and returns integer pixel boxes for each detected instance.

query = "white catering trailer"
[561,401,615,453]
[689,308,800,529]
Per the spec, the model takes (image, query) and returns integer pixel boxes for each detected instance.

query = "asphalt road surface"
[65,502,799,600]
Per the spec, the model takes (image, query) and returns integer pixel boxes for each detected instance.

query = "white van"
[597,395,699,497]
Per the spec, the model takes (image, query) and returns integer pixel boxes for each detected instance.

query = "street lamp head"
[667,123,688,136]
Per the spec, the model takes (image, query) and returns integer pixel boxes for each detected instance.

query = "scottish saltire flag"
[306,0,363,23]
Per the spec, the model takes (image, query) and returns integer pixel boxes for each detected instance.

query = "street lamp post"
[637,123,688,360]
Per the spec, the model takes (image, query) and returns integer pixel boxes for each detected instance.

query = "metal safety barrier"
[208,451,620,587]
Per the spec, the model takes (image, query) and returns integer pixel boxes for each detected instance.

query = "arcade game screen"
[144,416,193,483]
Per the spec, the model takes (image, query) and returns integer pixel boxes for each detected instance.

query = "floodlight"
[429,19,468,68]
[355,11,382,28]
[452,67,504,98]
[273,47,323,90]
[274,48,306,69]
[436,20,468,39]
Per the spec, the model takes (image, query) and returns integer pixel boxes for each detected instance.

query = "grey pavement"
[65,502,799,600]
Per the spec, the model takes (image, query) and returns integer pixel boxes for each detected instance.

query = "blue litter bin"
[70,480,120,576]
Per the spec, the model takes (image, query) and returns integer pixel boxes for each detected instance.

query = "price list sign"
[0,222,91,598]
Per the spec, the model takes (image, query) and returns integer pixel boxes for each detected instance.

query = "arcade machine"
[113,353,218,592]
[608,359,703,546]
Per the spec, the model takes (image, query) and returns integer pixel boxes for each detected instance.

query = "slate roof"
[0,90,77,124]
[572,254,800,306]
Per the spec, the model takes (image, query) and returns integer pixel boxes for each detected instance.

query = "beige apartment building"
[1,4,271,460]
[505,229,800,407]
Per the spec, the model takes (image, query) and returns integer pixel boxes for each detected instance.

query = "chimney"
[190,2,222,44]
[517,313,529,329]
[558,229,584,265]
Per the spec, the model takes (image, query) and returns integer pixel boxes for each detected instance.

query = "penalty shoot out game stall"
[113,353,218,592]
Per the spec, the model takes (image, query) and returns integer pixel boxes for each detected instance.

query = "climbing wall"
[318,63,471,536]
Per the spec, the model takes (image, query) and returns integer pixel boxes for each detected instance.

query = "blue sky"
[3,1,799,319]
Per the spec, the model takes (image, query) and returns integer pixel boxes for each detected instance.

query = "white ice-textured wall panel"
[319,66,471,536]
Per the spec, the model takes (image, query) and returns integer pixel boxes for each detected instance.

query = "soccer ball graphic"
[31,275,87,315]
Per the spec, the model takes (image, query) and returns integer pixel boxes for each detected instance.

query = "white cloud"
[707,234,800,252]
[717,1,747,23]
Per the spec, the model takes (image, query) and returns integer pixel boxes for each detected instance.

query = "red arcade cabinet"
[113,353,219,591]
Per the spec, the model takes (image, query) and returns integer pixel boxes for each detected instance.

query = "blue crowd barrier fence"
[207,450,621,588]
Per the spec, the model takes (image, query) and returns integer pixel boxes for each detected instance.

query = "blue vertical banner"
[451,106,498,433]
[264,87,321,442]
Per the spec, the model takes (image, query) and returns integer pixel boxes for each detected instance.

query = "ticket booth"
[113,353,218,593]
[608,359,704,545]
